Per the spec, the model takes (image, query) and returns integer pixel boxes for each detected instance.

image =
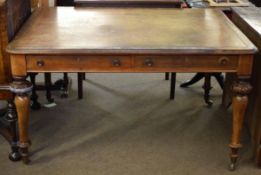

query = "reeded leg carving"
[6,100,21,161]
[229,80,252,170]
[29,73,41,110]
[10,77,33,164]
[203,74,213,106]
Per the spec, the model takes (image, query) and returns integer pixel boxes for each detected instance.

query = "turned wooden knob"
[112,59,121,67]
[218,57,230,65]
[36,60,44,67]
[145,58,153,67]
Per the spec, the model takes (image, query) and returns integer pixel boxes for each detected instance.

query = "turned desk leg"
[10,77,32,164]
[229,80,252,170]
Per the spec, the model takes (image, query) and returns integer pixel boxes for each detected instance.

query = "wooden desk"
[6,8,256,169]
[232,6,261,167]
[74,0,183,7]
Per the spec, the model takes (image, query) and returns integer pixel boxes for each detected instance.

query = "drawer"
[133,55,239,72]
[26,55,132,72]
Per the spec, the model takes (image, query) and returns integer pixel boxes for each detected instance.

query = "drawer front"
[27,55,132,72]
[133,55,239,72]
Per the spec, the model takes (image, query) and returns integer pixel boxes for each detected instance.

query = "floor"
[0,73,260,175]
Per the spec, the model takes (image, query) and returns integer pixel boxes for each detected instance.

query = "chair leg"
[83,73,86,80]
[6,100,21,162]
[29,73,41,110]
[165,72,170,80]
[77,73,83,99]
[44,73,54,103]
[180,73,205,88]
[203,74,213,106]
[170,73,176,100]
[61,73,69,98]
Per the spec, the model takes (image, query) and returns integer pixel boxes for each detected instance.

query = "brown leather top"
[7,7,257,55]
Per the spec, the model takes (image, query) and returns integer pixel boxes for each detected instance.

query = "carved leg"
[165,73,169,80]
[6,100,21,161]
[44,73,54,103]
[10,77,32,164]
[170,73,176,100]
[229,80,252,170]
[180,73,204,88]
[29,73,41,110]
[203,74,213,106]
[61,73,69,98]
[77,73,83,99]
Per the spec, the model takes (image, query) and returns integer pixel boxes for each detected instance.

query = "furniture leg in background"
[6,100,21,161]
[44,73,55,103]
[203,73,212,106]
[165,72,169,80]
[170,73,176,100]
[0,98,21,162]
[29,73,41,110]
[180,73,224,106]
